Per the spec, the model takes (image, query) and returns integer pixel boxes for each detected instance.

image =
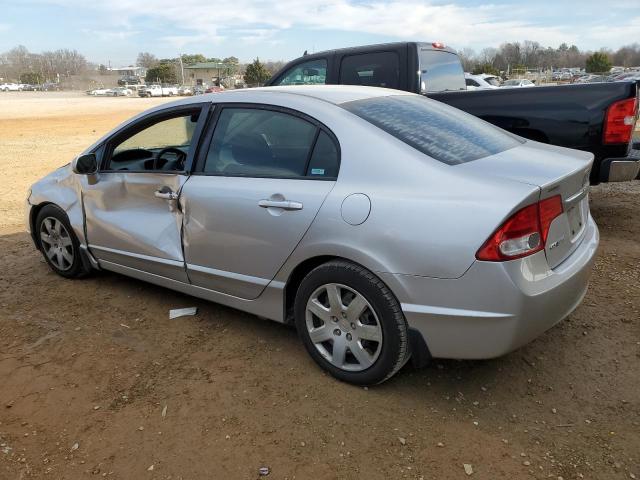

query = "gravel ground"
[0,92,638,479]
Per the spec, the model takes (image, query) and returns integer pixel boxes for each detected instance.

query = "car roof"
[192,85,413,106]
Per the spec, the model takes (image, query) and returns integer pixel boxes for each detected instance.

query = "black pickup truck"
[266,42,640,184]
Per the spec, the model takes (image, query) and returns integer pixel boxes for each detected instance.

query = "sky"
[0,0,638,66]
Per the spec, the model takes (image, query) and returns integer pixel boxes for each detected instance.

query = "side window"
[465,79,480,87]
[203,108,339,179]
[272,59,327,86]
[106,111,200,172]
[339,52,399,89]
[307,131,339,178]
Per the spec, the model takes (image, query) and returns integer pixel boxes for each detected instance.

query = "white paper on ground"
[169,307,198,319]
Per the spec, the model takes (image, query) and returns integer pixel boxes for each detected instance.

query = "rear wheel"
[36,205,91,279]
[294,260,409,385]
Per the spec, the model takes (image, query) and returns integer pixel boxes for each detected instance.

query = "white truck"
[0,82,22,92]
[138,84,178,97]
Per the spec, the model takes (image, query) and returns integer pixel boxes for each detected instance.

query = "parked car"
[87,87,111,96]
[575,74,611,83]
[501,79,535,88]
[108,87,133,96]
[178,85,193,96]
[41,82,60,91]
[613,73,640,82]
[464,73,500,90]
[204,85,224,93]
[267,41,640,184]
[118,76,141,86]
[138,84,179,97]
[192,86,207,95]
[0,82,22,91]
[26,86,599,385]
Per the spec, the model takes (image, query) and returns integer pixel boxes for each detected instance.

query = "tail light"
[603,97,638,144]
[476,196,563,262]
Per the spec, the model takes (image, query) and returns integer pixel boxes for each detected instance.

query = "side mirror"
[72,153,98,175]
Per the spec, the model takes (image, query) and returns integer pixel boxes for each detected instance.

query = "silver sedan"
[25,86,599,385]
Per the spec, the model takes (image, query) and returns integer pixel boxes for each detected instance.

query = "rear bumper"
[381,215,599,359]
[599,148,640,182]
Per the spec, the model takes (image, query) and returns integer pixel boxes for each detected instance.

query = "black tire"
[35,204,91,279]
[294,260,409,385]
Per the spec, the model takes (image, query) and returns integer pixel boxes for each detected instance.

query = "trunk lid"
[460,140,593,268]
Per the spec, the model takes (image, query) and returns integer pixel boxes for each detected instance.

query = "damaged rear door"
[82,103,210,282]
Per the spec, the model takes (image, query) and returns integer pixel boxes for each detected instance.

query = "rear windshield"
[342,95,522,165]
[418,49,466,93]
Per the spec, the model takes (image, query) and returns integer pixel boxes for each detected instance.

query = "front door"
[182,105,341,299]
[83,105,208,281]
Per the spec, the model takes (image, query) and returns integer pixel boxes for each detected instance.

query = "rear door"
[181,104,340,299]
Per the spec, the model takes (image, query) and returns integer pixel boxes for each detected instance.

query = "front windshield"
[418,49,466,93]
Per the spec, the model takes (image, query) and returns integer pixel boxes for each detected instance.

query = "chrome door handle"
[155,190,178,200]
[258,199,303,210]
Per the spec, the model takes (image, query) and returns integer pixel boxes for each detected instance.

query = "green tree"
[181,53,207,65]
[20,71,43,84]
[585,52,612,73]
[471,63,500,76]
[145,62,177,83]
[244,57,271,86]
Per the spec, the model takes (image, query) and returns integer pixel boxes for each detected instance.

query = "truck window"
[272,59,327,86]
[342,95,522,165]
[419,49,466,93]
[339,52,399,89]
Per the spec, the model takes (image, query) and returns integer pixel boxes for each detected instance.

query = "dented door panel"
[83,172,188,282]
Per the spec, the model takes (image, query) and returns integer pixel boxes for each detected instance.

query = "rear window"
[342,95,522,165]
[418,49,466,93]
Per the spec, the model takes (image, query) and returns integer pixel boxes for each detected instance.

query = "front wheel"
[35,205,91,279]
[294,260,409,385]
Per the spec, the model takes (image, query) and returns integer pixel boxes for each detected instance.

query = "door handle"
[155,190,178,200]
[258,199,303,210]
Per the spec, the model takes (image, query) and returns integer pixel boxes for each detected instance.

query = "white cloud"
[34,0,640,52]
[0,24,10,33]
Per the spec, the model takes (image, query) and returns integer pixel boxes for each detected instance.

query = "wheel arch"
[29,201,55,250]
[282,254,399,325]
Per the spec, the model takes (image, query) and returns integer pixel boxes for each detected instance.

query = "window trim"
[269,57,329,86]
[100,103,211,174]
[192,102,341,181]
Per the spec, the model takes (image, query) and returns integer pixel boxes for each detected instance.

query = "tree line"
[0,45,87,84]
[459,41,640,75]
[3,41,639,86]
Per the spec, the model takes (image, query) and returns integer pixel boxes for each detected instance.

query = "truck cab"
[267,41,640,184]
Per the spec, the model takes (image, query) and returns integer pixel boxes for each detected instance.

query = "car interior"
[205,108,320,177]
[105,112,199,172]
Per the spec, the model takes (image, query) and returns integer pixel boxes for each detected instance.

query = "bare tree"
[136,52,159,69]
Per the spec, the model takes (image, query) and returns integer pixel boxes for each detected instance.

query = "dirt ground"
[0,91,638,480]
